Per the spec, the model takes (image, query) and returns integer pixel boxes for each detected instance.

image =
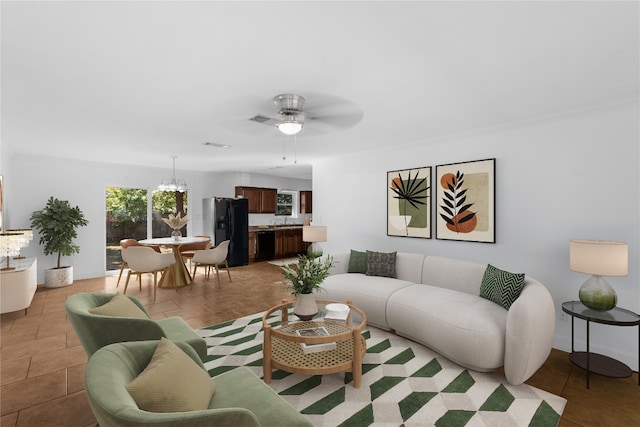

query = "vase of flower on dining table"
[162,212,189,241]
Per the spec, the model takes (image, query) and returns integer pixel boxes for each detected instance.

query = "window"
[105,187,188,271]
[276,192,294,216]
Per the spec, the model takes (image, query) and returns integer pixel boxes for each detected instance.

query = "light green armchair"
[65,292,207,360]
[85,340,313,427]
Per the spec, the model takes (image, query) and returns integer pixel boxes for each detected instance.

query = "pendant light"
[157,156,187,192]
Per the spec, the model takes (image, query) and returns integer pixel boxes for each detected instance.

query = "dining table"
[137,236,209,289]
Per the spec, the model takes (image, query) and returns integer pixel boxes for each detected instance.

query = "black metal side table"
[562,301,640,388]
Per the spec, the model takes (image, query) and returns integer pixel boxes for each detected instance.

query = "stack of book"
[296,326,337,354]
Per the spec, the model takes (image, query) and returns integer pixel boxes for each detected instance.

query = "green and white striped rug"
[198,311,565,427]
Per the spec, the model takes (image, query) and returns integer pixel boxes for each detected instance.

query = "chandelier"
[157,156,187,192]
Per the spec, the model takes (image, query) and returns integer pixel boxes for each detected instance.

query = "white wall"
[2,155,310,282]
[313,103,639,369]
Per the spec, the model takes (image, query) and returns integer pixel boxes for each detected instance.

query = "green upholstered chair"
[85,340,313,427]
[65,292,207,360]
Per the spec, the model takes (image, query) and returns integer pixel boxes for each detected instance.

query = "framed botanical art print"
[387,167,431,238]
[436,158,495,243]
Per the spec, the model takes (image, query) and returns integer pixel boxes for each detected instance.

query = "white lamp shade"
[570,240,628,276]
[303,226,327,243]
[277,121,303,135]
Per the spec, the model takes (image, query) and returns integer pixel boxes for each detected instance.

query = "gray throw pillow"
[348,250,368,274]
[366,251,397,278]
[480,264,525,310]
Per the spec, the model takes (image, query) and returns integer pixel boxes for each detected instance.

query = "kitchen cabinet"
[235,186,277,214]
[299,190,312,214]
[260,188,277,213]
[248,231,256,262]
[275,230,284,258]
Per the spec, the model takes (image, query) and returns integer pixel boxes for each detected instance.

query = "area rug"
[268,257,299,266]
[198,311,566,427]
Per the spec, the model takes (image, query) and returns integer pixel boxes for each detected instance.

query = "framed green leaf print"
[387,167,431,238]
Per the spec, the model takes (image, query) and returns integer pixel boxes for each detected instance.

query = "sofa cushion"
[88,293,149,319]
[387,284,508,371]
[480,264,525,310]
[126,338,215,412]
[348,250,368,274]
[366,251,396,278]
[421,256,487,295]
[322,273,414,329]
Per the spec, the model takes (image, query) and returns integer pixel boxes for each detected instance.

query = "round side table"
[562,301,640,389]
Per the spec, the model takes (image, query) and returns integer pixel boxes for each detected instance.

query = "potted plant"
[281,254,333,320]
[30,197,89,287]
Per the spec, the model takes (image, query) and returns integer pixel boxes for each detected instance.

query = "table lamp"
[0,232,23,271]
[7,229,33,259]
[303,226,327,258]
[570,239,628,311]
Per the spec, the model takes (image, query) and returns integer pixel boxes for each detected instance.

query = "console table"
[562,301,640,388]
[1,257,37,315]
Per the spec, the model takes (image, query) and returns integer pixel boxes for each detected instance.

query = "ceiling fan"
[249,93,363,136]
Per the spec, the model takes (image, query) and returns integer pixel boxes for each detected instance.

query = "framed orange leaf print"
[387,167,431,238]
[436,158,495,243]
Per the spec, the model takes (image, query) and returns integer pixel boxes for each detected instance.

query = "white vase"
[45,266,73,288]
[293,293,318,321]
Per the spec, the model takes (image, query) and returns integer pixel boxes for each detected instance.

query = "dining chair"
[123,246,175,301]
[117,238,163,287]
[192,240,231,288]
[179,235,211,270]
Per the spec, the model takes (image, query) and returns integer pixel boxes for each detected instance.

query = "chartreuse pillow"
[348,250,368,273]
[126,338,216,412]
[88,293,149,319]
[480,264,525,310]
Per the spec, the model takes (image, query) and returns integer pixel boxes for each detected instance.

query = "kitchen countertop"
[249,225,303,231]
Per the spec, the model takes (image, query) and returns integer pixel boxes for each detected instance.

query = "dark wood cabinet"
[275,230,285,258]
[248,231,256,262]
[299,190,312,214]
[235,186,277,214]
[260,188,277,213]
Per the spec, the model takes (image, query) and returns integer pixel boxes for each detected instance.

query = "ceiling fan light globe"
[277,121,303,135]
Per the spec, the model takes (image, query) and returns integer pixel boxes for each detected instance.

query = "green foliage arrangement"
[282,255,334,296]
[30,197,89,269]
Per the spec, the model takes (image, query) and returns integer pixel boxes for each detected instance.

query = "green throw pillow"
[348,250,368,273]
[126,338,216,412]
[480,264,525,310]
[366,251,397,278]
[89,293,149,319]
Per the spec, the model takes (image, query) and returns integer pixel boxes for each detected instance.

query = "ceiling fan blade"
[307,111,364,130]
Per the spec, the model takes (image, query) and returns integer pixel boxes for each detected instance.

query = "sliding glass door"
[105,188,188,271]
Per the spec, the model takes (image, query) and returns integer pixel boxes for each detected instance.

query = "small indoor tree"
[30,197,88,286]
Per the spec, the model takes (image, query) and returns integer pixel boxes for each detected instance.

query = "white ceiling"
[2,1,638,180]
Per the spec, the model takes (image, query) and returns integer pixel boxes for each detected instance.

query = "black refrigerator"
[203,197,249,267]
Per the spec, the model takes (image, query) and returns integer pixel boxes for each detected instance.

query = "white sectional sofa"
[321,252,555,385]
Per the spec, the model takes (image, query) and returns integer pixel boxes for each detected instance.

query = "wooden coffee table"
[262,300,367,388]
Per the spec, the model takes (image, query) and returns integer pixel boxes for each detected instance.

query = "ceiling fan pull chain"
[282,135,287,160]
[294,133,297,164]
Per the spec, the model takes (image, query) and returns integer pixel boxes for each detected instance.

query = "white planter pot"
[45,266,73,288]
[293,293,318,321]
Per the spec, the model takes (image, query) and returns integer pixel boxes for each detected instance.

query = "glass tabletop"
[265,300,366,337]
[562,301,640,325]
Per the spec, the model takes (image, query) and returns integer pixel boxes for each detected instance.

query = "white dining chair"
[122,246,175,301]
[192,240,231,288]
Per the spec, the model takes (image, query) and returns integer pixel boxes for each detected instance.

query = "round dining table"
[137,236,209,289]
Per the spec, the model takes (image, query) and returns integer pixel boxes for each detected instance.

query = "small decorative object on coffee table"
[562,301,639,389]
[262,300,367,388]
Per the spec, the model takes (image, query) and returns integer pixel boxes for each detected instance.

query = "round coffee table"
[262,300,367,388]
